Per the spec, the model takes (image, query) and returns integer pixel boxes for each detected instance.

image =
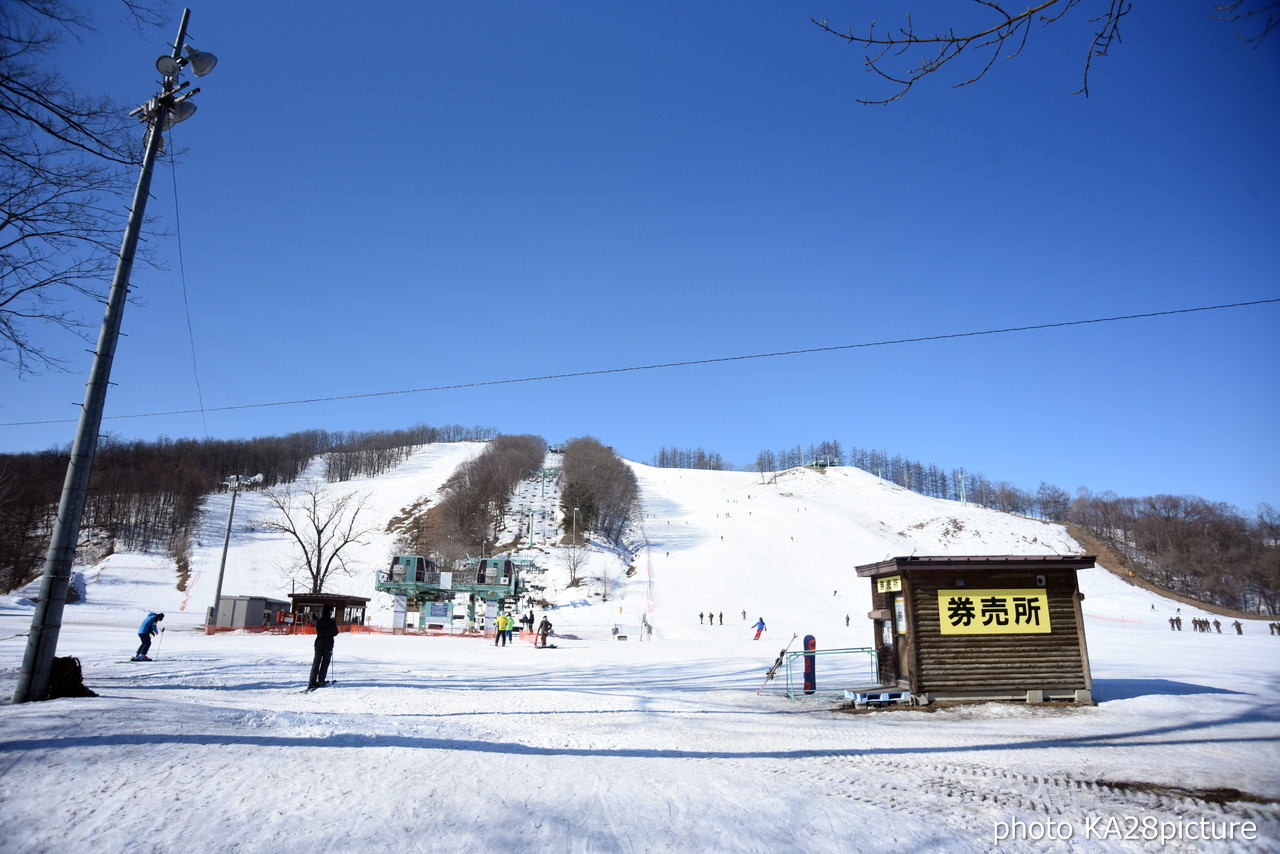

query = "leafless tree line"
[409,435,548,572]
[650,446,730,471]
[323,424,495,482]
[1070,492,1279,614]
[561,437,640,547]
[753,441,1072,521]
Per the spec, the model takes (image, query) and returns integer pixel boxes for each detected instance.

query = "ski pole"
[154,627,165,660]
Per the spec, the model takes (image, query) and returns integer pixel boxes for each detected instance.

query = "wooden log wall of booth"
[855,555,1096,705]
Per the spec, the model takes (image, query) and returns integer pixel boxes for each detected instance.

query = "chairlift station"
[376,555,536,632]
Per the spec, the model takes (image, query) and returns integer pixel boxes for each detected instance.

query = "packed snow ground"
[1,445,1277,853]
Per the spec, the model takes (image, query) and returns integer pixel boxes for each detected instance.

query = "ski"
[303,680,338,693]
[756,633,799,695]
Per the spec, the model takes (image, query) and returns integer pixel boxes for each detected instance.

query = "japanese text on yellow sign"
[876,575,902,593]
[937,588,1051,634]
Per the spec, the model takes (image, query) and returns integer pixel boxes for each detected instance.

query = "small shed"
[288,592,370,627]
[855,555,1096,704]
[208,595,291,629]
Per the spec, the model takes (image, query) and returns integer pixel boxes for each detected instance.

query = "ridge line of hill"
[1067,524,1263,619]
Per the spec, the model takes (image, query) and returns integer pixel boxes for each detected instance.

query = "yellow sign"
[937,588,1051,634]
[876,575,902,593]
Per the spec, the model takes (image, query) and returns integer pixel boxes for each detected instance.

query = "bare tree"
[812,1,1272,104]
[561,540,587,588]
[754,449,776,483]
[1,1,166,374]
[258,480,378,594]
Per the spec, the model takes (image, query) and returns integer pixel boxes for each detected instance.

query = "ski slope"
[1,444,1276,853]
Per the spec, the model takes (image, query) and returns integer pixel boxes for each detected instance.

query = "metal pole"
[210,483,240,632]
[13,10,192,703]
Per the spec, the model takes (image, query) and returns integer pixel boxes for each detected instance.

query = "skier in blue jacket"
[134,611,164,660]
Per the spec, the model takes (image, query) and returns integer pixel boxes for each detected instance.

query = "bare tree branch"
[258,481,378,594]
[1215,1,1280,45]
[0,1,167,375]
[811,0,1132,103]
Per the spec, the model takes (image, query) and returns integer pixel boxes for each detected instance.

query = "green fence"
[779,646,879,700]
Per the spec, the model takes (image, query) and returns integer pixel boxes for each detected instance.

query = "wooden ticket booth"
[855,555,1096,705]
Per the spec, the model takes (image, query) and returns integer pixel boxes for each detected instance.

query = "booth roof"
[854,555,1096,577]
[287,592,371,605]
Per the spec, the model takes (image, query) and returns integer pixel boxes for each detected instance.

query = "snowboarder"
[718,612,723,625]
[537,616,553,648]
[308,605,339,689]
[1233,620,1243,635]
[133,611,164,660]
[699,611,704,624]
[753,617,766,640]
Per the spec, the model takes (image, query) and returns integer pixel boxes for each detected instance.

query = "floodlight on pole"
[13,8,217,704]
[209,474,263,633]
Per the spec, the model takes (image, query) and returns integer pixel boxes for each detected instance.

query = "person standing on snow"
[753,617,766,640]
[309,605,339,689]
[133,611,164,660]
[537,616,553,648]
[494,612,509,647]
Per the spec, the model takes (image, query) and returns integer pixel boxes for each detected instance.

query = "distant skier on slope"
[309,605,339,689]
[133,611,164,661]
[752,617,766,640]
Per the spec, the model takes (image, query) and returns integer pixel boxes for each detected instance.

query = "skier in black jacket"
[309,605,339,689]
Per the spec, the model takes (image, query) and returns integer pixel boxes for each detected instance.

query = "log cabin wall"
[856,556,1096,704]
[910,568,1089,699]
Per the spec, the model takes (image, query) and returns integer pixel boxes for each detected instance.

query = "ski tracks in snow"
[764,754,1278,853]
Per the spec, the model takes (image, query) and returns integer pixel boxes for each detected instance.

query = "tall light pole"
[13,9,217,703]
[209,474,263,633]
[572,507,580,546]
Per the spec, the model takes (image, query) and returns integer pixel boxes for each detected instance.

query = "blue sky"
[2,1,1277,512]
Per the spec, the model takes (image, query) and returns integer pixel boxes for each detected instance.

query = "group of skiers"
[699,611,767,639]
[1168,616,1245,634]
[130,603,558,687]
[492,611,554,647]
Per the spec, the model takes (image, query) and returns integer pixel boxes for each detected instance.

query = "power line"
[3,297,1277,428]
[166,140,209,437]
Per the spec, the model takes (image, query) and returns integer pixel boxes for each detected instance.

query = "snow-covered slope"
[2,444,1276,854]
[631,462,1079,642]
